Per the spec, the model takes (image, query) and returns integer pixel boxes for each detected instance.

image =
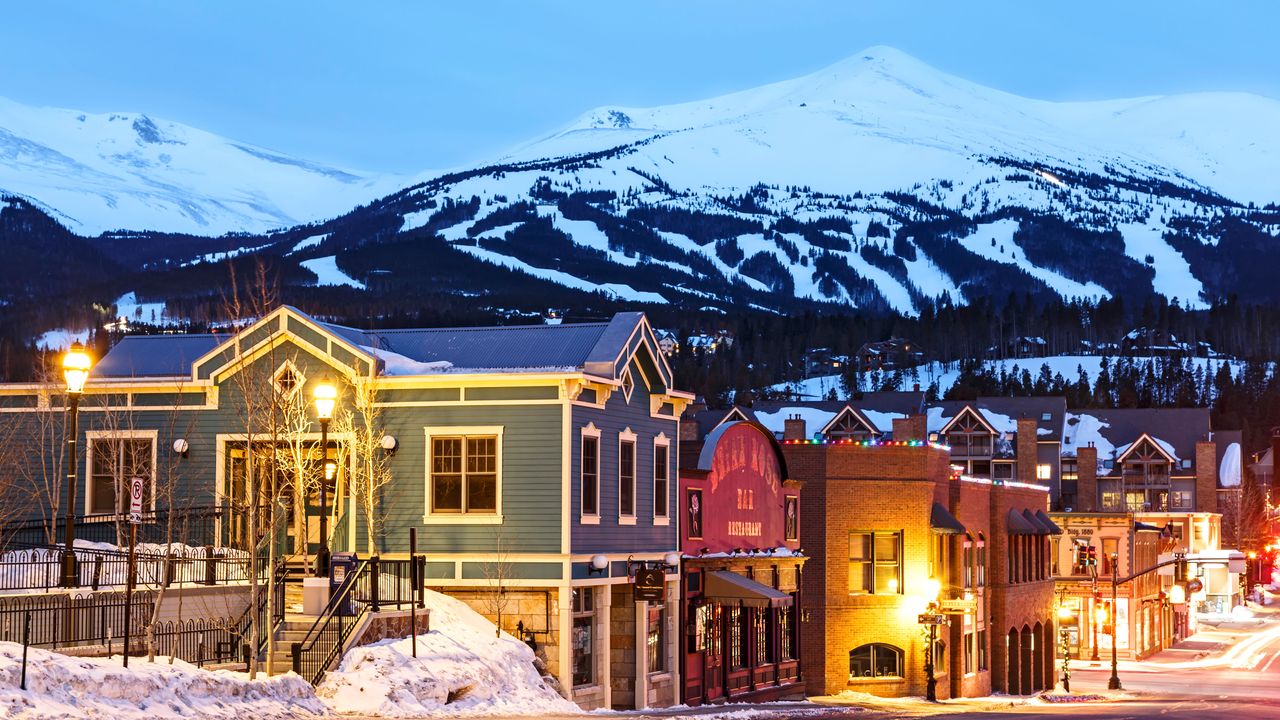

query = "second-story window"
[619,431,637,520]
[427,430,500,516]
[653,439,669,520]
[582,429,600,518]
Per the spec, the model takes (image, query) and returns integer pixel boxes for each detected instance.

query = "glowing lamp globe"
[313,382,337,421]
[62,343,92,395]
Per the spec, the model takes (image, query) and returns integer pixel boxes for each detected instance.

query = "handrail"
[291,559,370,684]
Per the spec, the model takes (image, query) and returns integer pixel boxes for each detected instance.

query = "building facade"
[0,306,692,710]
[677,420,805,705]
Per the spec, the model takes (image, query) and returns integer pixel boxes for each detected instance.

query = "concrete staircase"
[266,618,316,676]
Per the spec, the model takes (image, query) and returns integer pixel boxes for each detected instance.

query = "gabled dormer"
[1114,434,1176,483]
[940,406,996,458]
[820,405,880,441]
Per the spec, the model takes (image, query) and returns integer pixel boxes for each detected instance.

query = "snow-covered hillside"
[0,96,405,236]
[369,47,1280,313]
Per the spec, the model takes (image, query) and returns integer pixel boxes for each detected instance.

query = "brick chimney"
[783,414,807,441]
[1195,440,1218,513]
[1016,417,1038,485]
[892,413,927,442]
[1076,445,1098,512]
[679,415,700,442]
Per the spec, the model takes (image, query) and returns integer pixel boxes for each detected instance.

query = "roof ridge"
[362,322,611,335]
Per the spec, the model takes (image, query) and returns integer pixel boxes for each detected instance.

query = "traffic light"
[1086,546,1097,569]
[1174,558,1188,583]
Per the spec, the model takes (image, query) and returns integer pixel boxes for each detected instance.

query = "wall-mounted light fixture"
[588,554,609,576]
[662,552,681,570]
[172,438,190,457]
[381,434,398,455]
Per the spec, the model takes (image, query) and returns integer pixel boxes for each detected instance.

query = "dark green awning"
[704,571,793,609]
[930,503,967,534]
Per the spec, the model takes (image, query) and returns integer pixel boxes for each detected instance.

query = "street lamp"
[313,381,337,577]
[61,343,92,587]
[1108,552,1122,691]
[1056,596,1072,692]
[921,578,943,702]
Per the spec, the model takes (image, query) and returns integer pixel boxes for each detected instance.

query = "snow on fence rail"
[0,544,253,594]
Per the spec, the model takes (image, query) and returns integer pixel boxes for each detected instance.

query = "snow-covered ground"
[301,255,366,289]
[0,644,326,719]
[318,588,579,716]
[34,328,90,351]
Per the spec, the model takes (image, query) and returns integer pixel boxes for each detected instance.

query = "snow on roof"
[1114,436,1182,463]
[863,409,906,433]
[753,406,837,437]
[361,345,454,376]
[1219,442,1242,488]
[1062,412,1115,461]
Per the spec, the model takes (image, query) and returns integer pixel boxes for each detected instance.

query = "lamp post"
[313,382,337,577]
[921,578,942,702]
[60,343,91,587]
[1090,562,1100,662]
[1108,552,1122,690]
[1056,590,1072,693]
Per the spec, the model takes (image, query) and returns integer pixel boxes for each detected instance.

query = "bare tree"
[333,368,392,554]
[479,535,514,638]
[12,358,70,544]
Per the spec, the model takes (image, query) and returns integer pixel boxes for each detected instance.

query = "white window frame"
[84,429,158,517]
[621,367,635,403]
[272,359,307,399]
[423,425,504,524]
[653,433,670,525]
[581,423,601,524]
[1036,464,1052,481]
[619,428,637,525]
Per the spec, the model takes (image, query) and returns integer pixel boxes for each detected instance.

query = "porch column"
[599,584,613,709]
[558,586,573,698]
[636,599,649,708]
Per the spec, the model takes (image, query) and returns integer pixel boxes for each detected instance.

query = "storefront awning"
[1006,508,1040,535]
[1035,509,1064,535]
[930,503,967,534]
[704,571,794,609]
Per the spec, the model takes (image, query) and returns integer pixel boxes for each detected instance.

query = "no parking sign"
[128,477,144,524]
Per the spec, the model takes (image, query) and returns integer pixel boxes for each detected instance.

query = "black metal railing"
[291,559,370,685]
[0,506,228,550]
[0,545,253,594]
[148,617,245,667]
[353,556,425,612]
[0,590,154,650]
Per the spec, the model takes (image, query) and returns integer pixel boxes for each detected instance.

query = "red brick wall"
[1076,446,1098,512]
[1016,419,1038,485]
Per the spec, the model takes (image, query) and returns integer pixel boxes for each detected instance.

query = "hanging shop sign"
[635,567,666,602]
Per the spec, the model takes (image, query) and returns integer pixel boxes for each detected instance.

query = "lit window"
[849,531,901,594]
[1037,464,1052,481]
[849,643,903,679]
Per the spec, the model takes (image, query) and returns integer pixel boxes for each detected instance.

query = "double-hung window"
[619,430,637,521]
[87,432,156,516]
[849,531,901,594]
[425,427,501,520]
[653,436,669,523]
[581,426,600,520]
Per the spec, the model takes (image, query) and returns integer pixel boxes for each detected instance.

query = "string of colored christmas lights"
[780,438,952,451]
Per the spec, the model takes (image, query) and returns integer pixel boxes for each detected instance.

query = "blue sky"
[5,1,1277,173]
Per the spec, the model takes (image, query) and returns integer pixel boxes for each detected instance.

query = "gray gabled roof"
[94,308,663,382]
[94,334,224,378]
[323,320,614,372]
[1062,407,1211,471]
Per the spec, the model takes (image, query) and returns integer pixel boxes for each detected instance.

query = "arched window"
[849,643,903,679]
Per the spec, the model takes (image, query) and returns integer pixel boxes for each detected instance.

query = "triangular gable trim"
[820,405,880,435]
[610,316,675,389]
[939,405,997,436]
[1115,432,1177,464]
[714,407,751,430]
[192,306,376,384]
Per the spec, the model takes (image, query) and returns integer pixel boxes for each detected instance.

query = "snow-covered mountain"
[353,46,1279,314]
[0,96,405,236]
[5,47,1280,316]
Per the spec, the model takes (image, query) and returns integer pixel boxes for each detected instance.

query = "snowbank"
[318,588,578,717]
[0,643,326,719]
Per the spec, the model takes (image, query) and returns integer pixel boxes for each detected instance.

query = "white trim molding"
[83,429,158,517]
[581,423,602,523]
[618,427,638,523]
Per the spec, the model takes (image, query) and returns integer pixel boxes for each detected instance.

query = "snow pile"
[1034,693,1109,703]
[0,643,326,719]
[318,588,578,717]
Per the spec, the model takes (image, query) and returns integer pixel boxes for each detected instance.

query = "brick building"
[778,416,1058,699]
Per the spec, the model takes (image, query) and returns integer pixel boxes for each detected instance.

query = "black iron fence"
[149,617,245,667]
[292,559,370,684]
[355,556,425,611]
[0,590,154,649]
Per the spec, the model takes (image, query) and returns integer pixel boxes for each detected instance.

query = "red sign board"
[683,423,792,554]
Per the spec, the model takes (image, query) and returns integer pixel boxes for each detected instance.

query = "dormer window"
[823,407,877,441]
[272,360,306,399]
[621,368,635,402]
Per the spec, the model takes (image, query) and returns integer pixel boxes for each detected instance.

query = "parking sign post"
[122,477,143,668]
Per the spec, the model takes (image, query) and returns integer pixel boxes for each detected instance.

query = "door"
[702,603,725,702]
